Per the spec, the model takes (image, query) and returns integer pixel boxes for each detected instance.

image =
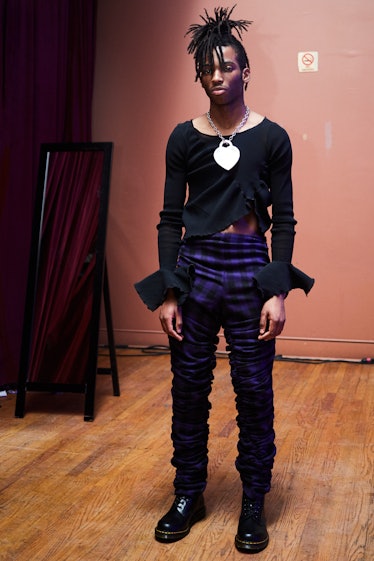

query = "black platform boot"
[155,494,206,543]
[235,494,269,553]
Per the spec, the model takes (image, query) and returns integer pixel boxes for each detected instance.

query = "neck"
[207,102,248,133]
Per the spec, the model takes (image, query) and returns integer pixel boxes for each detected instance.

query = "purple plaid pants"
[169,233,276,501]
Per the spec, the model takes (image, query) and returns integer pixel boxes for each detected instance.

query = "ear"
[242,67,250,85]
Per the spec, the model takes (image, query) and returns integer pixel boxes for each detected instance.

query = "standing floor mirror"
[15,142,120,421]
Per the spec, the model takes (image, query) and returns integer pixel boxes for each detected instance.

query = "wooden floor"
[0,350,372,560]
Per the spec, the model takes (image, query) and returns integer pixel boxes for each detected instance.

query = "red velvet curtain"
[0,0,97,386]
[29,150,103,385]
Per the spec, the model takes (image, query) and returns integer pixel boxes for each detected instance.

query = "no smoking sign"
[298,51,319,72]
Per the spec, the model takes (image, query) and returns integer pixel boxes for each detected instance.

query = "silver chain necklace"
[206,106,250,170]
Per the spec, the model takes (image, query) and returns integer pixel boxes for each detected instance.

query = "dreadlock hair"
[185,5,252,87]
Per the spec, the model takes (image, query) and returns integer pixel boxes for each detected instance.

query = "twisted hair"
[185,5,252,82]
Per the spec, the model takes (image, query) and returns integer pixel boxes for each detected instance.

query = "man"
[135,6,314,554]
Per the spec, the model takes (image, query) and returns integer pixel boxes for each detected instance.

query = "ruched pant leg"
[224,320,276,500]
[222,242,276,500]
[169,297,220,496]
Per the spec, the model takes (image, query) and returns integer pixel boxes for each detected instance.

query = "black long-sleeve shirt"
[135,118,314,310]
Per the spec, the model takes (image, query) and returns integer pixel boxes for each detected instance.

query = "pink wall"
[92,0,374,359]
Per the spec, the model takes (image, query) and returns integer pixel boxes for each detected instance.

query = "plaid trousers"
[169,232,276,500]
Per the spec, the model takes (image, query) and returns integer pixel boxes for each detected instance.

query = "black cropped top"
[135,117,314,310]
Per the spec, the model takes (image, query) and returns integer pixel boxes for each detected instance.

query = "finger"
[258,311,268,335]
[175,308,183,335]
[258,328,272,341]
[159,315,172,335]
[170,330,183,342]
[168,319,183,341]
[259,314,277,339]
[258,319,285,341]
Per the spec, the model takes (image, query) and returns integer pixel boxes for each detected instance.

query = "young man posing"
[136,6,314,554]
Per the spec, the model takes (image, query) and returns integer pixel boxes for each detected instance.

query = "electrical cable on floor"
[274,355,374,365]
[98,345,373,365]
[98,344,170,357]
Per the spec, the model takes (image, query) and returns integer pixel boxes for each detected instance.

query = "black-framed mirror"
[15,142,119,421]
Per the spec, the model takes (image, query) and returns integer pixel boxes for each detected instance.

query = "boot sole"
[235,533,269,553]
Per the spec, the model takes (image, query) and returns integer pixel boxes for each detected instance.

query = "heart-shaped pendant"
[213,139,240,170]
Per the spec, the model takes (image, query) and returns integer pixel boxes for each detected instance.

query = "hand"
[258,294,286,341]
[159,289,183,341]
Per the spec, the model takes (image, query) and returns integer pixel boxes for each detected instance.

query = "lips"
[211,87,227,94]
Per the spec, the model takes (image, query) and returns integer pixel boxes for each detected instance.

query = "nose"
[211,67,224,83]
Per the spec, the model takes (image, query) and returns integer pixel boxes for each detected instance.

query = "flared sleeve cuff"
[134,266,195,311]
[254,261,315,301]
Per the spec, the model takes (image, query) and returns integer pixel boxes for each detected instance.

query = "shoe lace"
[242,497,263,521]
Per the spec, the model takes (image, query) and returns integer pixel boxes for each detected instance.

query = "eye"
[223,64,234,72]
[201,66,212,76]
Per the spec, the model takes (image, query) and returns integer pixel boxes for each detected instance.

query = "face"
[199,45,250,105]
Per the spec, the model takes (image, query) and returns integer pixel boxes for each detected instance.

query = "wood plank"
[0,352,372,560]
